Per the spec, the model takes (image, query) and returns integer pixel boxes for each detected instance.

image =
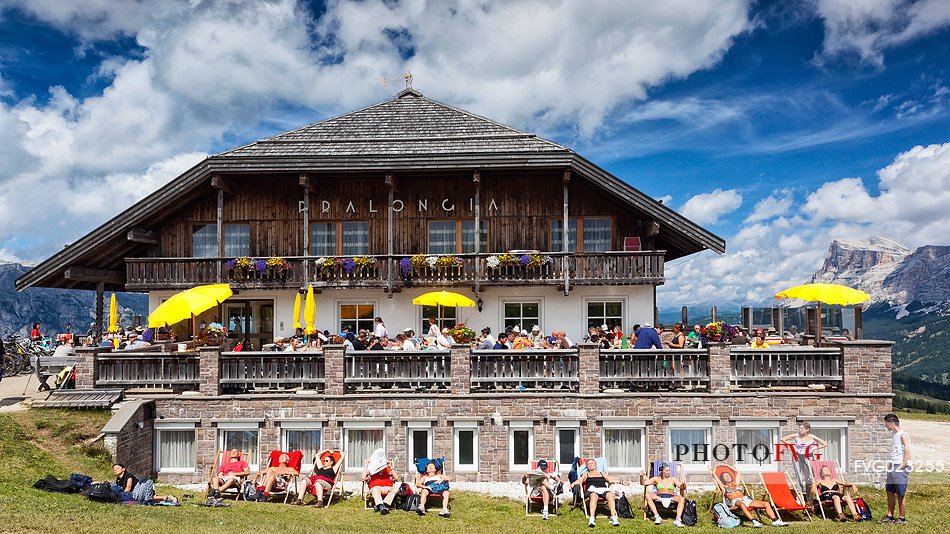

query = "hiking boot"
[379,504,390,515]
[313,501,324,508]
[879,515,896,524]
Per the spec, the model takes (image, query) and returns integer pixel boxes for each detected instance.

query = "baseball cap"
[537,459,548,470]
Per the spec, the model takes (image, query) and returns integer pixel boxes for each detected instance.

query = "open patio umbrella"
[107,293,119,333]
[412,291,476,328]
[774,283,870,344]
[292,292,302,330]
[147,283,233,328]
[304,285,316,335]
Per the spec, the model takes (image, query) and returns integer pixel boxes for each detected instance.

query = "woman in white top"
[373,317,388,339]
[427,317,440,337]
[781,422,828,494]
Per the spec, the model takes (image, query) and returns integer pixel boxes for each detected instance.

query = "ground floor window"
[669,423,712,471]
[555,426,580,470]
[810,424,848,467]
[509,425,534,470]
[220,428,260,471]
[503,301,540,332]
[345,427,385,471]
[281,427,322,471]
[602,426,644,471]
[735,424,778,467]
[454,424,479,472]
[155,427,196,472]
[586,300,623,330]
[340,303,375,333]
[408,425,433,464]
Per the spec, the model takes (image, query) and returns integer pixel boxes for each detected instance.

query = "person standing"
[880,413,911,524]
[30,322,42,341]
[633,323,662,349]
[373,317,388,339]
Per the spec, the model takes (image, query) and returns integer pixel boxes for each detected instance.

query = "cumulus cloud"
[815,0,950,66]
[745,188,794,222]
[679,188,744,225]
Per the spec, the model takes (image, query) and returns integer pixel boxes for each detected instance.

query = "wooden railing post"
[323,344,345,396]
[198,346,221,396]
[451,344,470,395]
[577,343,599,394]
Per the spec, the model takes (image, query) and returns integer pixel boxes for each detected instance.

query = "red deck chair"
[524,460,561,516]
[205,449,248,500]
[760,471,813,521]
[362,460,396,510]
[254,450,304,503]
[809,460,855,520]
[307,450,345,506]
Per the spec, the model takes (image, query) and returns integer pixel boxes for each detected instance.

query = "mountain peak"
[830,236,910,256]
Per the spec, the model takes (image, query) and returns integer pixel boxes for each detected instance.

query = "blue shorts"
[885,468,909,497]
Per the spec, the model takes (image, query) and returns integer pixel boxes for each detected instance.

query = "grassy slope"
[1,409,948,533]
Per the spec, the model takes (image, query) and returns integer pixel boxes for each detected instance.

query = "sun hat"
[531,325,540,331]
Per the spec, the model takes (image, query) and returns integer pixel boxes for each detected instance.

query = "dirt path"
[900,419,950,467]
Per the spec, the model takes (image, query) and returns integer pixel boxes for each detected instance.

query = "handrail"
[219,350,325,393]
[95,352,200,390]
[344,350,451,393]
[600,349,709,392]
[730,347,843,390]
[470,349,578,392]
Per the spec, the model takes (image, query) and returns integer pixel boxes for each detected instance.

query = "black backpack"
[682,499,698,526]
[616,494,633,519]
[84,483,118,503]
[401,493,421,512]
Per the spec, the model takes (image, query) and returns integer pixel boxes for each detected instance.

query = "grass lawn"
[1,409,948,533]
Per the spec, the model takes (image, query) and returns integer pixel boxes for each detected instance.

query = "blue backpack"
[712,502,741,528]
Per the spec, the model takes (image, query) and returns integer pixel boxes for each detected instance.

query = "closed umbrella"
[774,283,870,344]
[292,292,302,330]
[147,284,233,328]
[304,285,316,335]
[107,293,119,334]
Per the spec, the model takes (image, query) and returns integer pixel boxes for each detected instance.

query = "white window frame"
[153,421,197,474]
[407,421,433,467]
[808,421,849,470]
[668,421,713,474]
[508,421,535,471]
[342,421,386,473]
[600,420,646,473]
[453,421,479,473]
[279,422,324,472]
[734,420,781,472]
[418,304,458,334]
[500,298,543,333]
[554,420,581,473]
[583,297,626,332]
[216,423,261,472]
[336,299,379,335]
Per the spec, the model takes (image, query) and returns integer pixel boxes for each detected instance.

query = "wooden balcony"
[124,251,664,291]
[95,352,200,391]
[730,347,843,391]
[470,350,579,392]
[219,351,325,394]
[344,350,451,393]
[600,349,709,392]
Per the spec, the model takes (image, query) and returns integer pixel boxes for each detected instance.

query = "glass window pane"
[504,301,540,332]
[341,222,369,255]
[159,430,196,470]
[420,305,455,333]
[605,301,623,318]
[513,430,530,466]
[587,302,604,317]
[458,430,475,465]
[429,221,457,254]
[341,305,356,320]
[583,218,611,252]
[311,223,336,256]
[411,430,430,461]
[504,303,521,317]
[223,430,259,469]
[558,429,576,466]
[346,429,384,469]
[285,429,321,466]
[461,221,488,253]
[223,224,250,257]
[604,428,641,469]
[812,428,845,465]
[736,428,774,465]
[551,219,577,252]
[192,224,217,258]
[670,429,708,465]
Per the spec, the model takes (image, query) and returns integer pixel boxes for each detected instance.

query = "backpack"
[241,480,258,501]
[712,502,741,528]
[401,492,421,512]
[616,494,633,518]
[682,499,698,526]
[854,497,872,521]
[85,483,118,503]
[132,479,155,502]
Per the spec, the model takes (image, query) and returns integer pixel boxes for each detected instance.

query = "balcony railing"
[470,350,578,392]
[219,351,325,393]
[600,349,709,392]
[730,347,843,390]
[125,251,664,291]
[95,352,200,391]
[344,350,451,393]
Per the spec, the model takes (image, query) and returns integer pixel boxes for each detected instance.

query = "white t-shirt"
[402,339,416,351]
[374,323,388,339]
[891,429,910,465]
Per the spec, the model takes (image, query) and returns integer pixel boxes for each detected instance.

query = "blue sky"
[0,0,948,307]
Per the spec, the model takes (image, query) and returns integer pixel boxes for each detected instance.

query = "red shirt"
[367,468,394,489]
[31,328,41,340]
[218,459,249,475]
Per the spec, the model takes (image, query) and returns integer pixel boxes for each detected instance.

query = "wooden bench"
[33,355,78,392]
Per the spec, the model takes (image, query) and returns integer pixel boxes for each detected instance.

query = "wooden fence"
[600,349,709,392]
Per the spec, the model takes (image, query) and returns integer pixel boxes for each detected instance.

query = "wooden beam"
[211,174,237,195]
[65,266,124,285]
[95,282,104,343]
[386,173,394,298]
[563,169,571,184]
[301,173,310,282]
[562,174,570,296]
[126,228,158,245]
[385,173,398,192]
[474,170,481,295]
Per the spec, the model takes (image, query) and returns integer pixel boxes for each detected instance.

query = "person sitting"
[633,323,663,349]
[665,323,686,349]
[210,449,250,499]
[303,450,339,507]
[569,458,622,527]
[111,463,137,501]
[512,331,535,350]
[436,328,455,349]
[270,337,286,351]
[750,328,770,349]
[362,449,400,514]
[415,460,451,517]
[640,463,686,527]
[522,459,561,519]
[813,465,860,521]
[732,329,750,345]
[402,329,418,350]
[529,325,545,346]
[124,333,150,349]
[493,332,509,349]
[686,324,703,348]
[718,470,787,527]
[253,453,298,502]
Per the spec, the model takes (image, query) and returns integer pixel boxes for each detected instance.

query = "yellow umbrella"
[411,291,477,308]
[292,292,302,330]
[775,283,870,345]
[304,285,316,335]
[147,284,233,328]
[107,293,119,333]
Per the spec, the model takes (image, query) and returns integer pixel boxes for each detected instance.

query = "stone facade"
[93,341,894,486]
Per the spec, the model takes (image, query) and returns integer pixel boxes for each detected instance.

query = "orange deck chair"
[254,450,304,503]
[205,449,249,500]
[308,450,346,506]
[760,471,813,521]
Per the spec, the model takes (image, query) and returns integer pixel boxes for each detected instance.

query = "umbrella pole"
[816,303,821,347]
[192,313,196,342]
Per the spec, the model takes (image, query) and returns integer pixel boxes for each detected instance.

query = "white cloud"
[814,0,950,66]
[679,188,744,225]
[745,189,794,222]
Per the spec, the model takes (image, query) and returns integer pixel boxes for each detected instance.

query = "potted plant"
[450,323,476,343]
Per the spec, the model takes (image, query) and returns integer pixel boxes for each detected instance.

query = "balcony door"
[224,299,273,350]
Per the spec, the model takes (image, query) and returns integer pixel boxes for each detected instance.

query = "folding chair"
[709,463,762,521]
[308,450,345,506]
[808,460,855,520]
[571,456,611,518]
[362,460,398,510]
[524,459,561,516]
[760,471,813,521]
[254,450,303,503]
[642,459,686,520]
[204,449,248,500]
[414,456,448,511]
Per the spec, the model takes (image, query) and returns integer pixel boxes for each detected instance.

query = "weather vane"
[381,70,413,89]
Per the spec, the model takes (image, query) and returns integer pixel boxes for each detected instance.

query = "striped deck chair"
[809,460,856,520]
[642,459,686,520]
[760,471,813,521]
[362,461,397,510]
[205,449,248,500]
[709,464,762,521]
[524,460,561,516]
[254,450,304,503]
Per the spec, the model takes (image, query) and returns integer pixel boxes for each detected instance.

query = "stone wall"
[102,399,154,478]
